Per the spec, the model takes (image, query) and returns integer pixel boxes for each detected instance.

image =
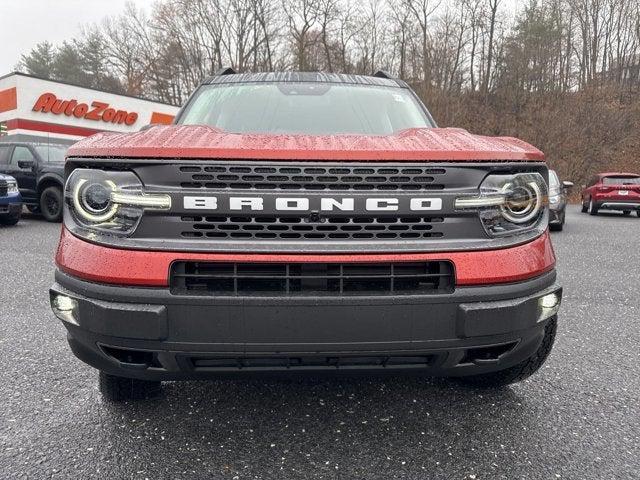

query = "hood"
[67,125,544,162]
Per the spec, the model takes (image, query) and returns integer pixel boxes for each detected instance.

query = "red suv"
[49,71,562,401]
[581,173,640,217]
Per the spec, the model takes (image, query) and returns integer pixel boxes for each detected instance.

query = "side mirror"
[17,159,35,170]
[562,181,574,189]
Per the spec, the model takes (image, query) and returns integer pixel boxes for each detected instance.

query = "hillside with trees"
[17,0,640,185]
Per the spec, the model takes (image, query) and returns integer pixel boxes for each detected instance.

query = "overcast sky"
[0,0,153,74]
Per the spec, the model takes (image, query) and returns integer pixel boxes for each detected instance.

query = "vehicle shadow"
[96,375,539,474]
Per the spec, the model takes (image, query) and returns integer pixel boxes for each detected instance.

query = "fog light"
[51,293,79,325]
[538,292,560,321]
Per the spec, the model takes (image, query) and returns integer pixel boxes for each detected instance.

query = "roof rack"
[215,66,237,76]
[373,70,395,79]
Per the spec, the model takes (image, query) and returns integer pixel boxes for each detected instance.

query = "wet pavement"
[0,208,638,479]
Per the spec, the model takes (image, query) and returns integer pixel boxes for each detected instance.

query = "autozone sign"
[32,92,139,126]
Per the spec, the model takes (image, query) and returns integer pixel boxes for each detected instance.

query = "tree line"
[18,0,640,184]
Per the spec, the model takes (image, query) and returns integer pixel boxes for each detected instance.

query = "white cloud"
[0,0,154,74]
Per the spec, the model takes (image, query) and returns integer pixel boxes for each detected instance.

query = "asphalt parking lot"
[0,208,638,479]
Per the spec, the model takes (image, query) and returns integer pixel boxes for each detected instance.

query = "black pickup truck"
[0,142,66,221]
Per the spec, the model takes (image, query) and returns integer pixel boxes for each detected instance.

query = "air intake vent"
[180,215,445,240]
[170,261,455,296]
[178,164,446,191]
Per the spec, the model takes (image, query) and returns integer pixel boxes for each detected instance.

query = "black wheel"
[588,199,598,216]
[622,210,631,215]
[99,371,162,402]
[39,186,63,222]
[457,317,557,388]
[549,222,563,232]
[636,211,640,218]
[581,200,588,213]
[26,205,40,214]
[0,213,20,226]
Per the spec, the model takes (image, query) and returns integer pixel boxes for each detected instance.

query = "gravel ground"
[0,207,638,479]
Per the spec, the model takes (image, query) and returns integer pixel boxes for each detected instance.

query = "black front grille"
[0,180,7,197]
[129,161,534,252]
[180,215,445,240]
[170,261,455,296]
[189,354,436,371]
[177,164,446,191]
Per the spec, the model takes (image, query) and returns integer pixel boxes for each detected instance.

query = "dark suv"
[0,142,66,222]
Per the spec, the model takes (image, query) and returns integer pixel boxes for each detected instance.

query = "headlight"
[7,181,18,194]
[65,168,170,236]
[454,172,548,236]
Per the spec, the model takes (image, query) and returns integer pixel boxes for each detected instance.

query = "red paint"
[56,227,555,287]
[67,125,545,162]
[0,87,17,113]
[32,92,139,126]
[6,118,106,137]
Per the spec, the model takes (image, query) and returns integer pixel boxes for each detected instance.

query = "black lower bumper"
[0,202,22,217]
[50,270,561,380]
[596,200,640,211]
[548,206,564,224]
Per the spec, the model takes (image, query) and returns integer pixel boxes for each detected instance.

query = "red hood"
[67,125,544,162]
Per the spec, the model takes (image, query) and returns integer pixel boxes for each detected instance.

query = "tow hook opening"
[100,345,159,369]
[459,341,519,366]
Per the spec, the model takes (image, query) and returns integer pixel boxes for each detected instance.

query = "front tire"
[40,186,63,222]
[0,212,20,226]
[99,371,162,402]
[581,200,588,213]
[457,317,557,388]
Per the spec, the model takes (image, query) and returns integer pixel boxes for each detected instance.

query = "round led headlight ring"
[500,181,542,224]
[72,178,119,223]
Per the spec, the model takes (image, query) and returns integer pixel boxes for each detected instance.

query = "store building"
[0,72,180,145]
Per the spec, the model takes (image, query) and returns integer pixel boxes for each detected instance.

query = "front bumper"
[548,205,565,224]
[0,202,22,217]
[51,269,561,380]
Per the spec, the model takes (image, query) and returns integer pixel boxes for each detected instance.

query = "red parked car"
[581,173,640,217]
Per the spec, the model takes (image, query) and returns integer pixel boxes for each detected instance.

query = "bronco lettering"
[182,195,443,212]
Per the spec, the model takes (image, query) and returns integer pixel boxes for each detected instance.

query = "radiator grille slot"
[170,261,455,296]
[0,180,7,197]
[190,354,437,370]
[178,164,446,191]
[180,215,445,240]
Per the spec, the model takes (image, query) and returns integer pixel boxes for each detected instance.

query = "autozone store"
[0,72,180,145]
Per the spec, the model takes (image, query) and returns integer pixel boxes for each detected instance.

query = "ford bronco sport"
[49,71,562,401]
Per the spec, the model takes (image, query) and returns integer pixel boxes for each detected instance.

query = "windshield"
[34,144,68,163]
[178,83,433,135]
[602,176,640,185]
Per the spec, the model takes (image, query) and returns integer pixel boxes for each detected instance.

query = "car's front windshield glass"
[178,83,433,135]
[602,176,640,185]
[549,170,560,187]
[34,145,68,163]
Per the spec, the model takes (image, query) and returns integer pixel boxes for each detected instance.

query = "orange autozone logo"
[32,92,139,126]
